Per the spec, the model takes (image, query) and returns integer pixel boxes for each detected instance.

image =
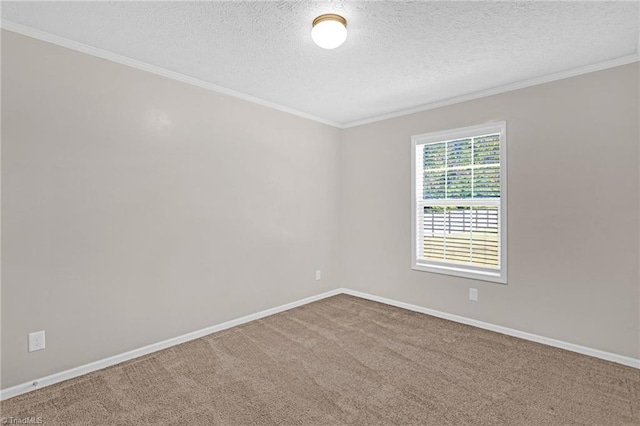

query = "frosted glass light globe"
[311,15,347,50]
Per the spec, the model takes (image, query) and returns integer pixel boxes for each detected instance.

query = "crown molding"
[0,20,343,129]
[341,53,640,128]
[2,20,638,130]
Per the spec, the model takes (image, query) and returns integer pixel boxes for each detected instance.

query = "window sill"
[412,262,507,284]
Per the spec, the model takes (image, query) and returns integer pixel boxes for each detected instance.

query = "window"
[411,122,507,283]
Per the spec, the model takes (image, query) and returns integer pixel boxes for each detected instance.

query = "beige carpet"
[2,294,639,425]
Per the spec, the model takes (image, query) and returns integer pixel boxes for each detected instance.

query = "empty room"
[1,1,639,425]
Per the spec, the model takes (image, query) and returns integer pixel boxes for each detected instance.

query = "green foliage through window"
[423,134,500,200]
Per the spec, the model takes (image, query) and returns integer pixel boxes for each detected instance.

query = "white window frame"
[411,122,507,284]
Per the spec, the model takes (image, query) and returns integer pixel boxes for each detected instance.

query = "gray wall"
[2,30,639,390]
[1,31,341,388]
[339,63,640,359]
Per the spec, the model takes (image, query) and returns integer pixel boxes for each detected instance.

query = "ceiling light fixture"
[311,14,347,49]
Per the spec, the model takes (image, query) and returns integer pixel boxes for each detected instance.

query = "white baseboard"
[2,287,638,401]
[0,289,342,401]
[342,288,640,369]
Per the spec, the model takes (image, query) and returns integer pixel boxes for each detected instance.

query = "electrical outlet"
[28,331,46,352]
[315,270,321,281]
[469,288,478,302]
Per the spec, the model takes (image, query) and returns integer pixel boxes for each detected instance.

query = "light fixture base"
[312,14,347,28]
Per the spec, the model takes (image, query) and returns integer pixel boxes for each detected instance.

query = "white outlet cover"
[315,270,321,281]
[28,331,46,352]
[469,288,478,301]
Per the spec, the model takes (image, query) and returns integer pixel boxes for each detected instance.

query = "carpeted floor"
[2,294,639,425]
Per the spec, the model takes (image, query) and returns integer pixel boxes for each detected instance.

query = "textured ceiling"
[2,1,639,126]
